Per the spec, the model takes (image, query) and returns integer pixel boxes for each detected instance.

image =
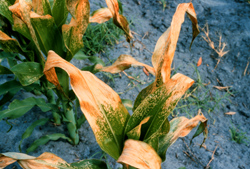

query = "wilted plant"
[0,2,208,169]
[0,0,131,152]
[200,23,229,70]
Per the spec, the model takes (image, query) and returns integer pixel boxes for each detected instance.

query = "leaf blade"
[11,62,43,86]
[117,139,162,169]
[44,51,130,160]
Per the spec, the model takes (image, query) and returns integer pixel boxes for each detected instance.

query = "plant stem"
[57,70,79,145]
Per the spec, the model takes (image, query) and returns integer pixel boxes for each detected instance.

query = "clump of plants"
[0,2,208,169]
[230,124,249,145]
[82,19,123,56]
[0,0,132,152]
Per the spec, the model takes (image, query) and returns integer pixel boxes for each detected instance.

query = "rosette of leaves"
[0,0,132,152]
[0,3,208,169]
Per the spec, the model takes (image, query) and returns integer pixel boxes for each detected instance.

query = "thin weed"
[172,65,231,118]
[159,0,167,11]
[230,124,249,145]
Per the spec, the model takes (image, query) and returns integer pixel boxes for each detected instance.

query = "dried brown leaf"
[197,57,202,67]
[0,156,17,168]
[0,152,67,169]
[225,112,236,115]
[117,139,162,169]
[105,0,133,42]
[151,3,199,86]
[143,67,150,76]
[89,8,113,23]
[244,61,249,76]
[99,54,155,75]
[213,86,231,90]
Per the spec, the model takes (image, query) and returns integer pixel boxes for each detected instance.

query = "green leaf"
[0,30,34,61]
[74,50,105,65]
[0,92,15,109]
[118,0,123,14]
[125,85,172,141]
[11,62,43,86]
[0,65,12,74]
[26,133,72,153]
[70,159,108,169]
[0,80,40,108]
[51,0,68,27]
[190,119,208,146]
[0,0,13,24]
[76,114,86,129]
[19,118,49,152]
[133,82,154,111]
[73,50,89,60]
[0,80,22,95]
[0,97,57,121]
[62,0,90,61]
[30,14,64,56]
[81,64,99,74]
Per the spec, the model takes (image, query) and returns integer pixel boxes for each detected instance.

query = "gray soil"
[1,0,250,168]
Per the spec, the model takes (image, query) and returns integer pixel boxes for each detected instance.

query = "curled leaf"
[152,3,199,85]
[62,0,90,60]
[197,57,202,67]
[0,152,108,169]
[98,54,155,75]
[158,110,207,160]
[117,139,162,169]
[89,8,113,23]
[90,0,133,42]
[44,51,130,160]
[0,152,67,169]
